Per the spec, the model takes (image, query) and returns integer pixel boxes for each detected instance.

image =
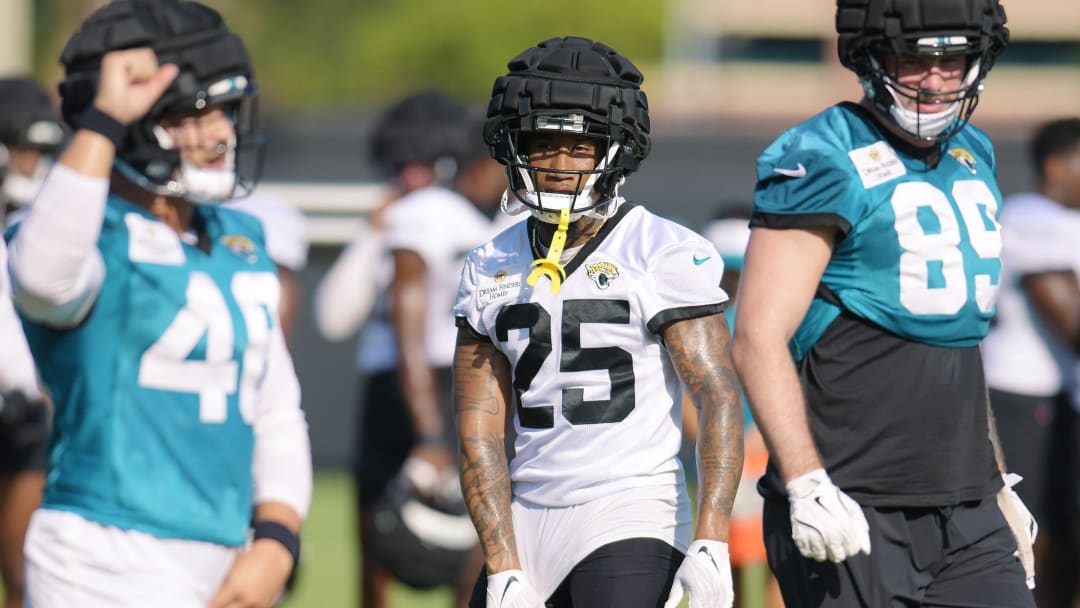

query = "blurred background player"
[4,2,312,606]
[983,116,1080,608]
[455,36,743,608]
[699,210,784,608]
[317,90,515,608]
[0,76,62,608]
[733,1,1036,606]
[0,77,65,226]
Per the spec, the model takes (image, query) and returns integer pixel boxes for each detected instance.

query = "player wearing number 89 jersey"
[754,104,1002,360]
[733,2,1034,607]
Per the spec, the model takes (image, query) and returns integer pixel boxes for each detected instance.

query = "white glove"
[786,468,871,563]
[663,539,734,608]
[997,473,1037,589]
[486,569,545,608]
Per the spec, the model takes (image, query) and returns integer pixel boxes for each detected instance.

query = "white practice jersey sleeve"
[7,164,107,328]
[314,218,384,342]
[454,203,727,507]
[251,324,313,519]
[0,241,41,397]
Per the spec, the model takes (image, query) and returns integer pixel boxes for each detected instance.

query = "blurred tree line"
[32,0,665,110]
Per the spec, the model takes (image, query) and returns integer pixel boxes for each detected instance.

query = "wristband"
[252,520,301,566]
[79,106,126,149]
[415,434,453,448]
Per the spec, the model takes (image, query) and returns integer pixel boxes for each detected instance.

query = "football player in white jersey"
[0,77,62,608]
[983,117,1080,608]
[3,2,312,607]
[454,37,743,608]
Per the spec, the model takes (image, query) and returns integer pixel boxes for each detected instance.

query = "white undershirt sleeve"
[7,164,107,328]
[252,324,313,520]
[313,218,383,341]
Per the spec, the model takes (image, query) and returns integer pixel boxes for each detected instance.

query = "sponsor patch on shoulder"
[478,268,522,306]
[848,141,907,188]
[126,213,184,265]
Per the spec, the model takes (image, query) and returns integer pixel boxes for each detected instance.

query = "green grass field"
[281,471,769,608]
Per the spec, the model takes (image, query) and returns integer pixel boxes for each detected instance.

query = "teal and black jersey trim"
[754,102,1003,359]
[9,196,279,547]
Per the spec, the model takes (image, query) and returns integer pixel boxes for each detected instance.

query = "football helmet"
[370,90,481,183]
[837,0,1009,143]
[366,470,477,589]
[58,0,261,203]
[483,36,650,223]
[0,78,64,209]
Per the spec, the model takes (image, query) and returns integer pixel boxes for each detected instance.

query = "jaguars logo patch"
[222,235,257,263]
[586,261,619,290]
[948,147,977,174]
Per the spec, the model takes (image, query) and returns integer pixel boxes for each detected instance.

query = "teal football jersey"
[754,103,1003,359]
[14,195,279,546]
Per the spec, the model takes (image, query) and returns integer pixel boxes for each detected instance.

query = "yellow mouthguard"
[527,208,571,294]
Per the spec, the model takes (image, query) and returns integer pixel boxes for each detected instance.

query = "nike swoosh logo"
[696,546,720,572]
[693,255,711,266]
[773,163,807,178]
[501,576,519,604]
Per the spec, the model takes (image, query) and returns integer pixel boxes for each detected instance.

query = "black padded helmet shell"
[370,91,481,177]
[58,0,259,198]
[0,78,64,151]
[837,0,1009,77]
[484,36,651,176]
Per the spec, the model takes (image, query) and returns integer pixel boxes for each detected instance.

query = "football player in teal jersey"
[3,2,311,607]
[732,1,1037,607]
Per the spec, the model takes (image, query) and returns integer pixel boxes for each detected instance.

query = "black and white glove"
[663,539,734,608]
[997,473,1037,589]
[486,569,545,608]
[787,468,871,562]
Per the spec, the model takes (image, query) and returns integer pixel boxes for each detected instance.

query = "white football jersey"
[983,193,1080,400]
[454,203,728,507]
[0,240,40,397]
[385,186,519,369]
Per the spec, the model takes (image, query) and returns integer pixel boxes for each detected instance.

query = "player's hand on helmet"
[997,473,1038,589]
[486,569,545,608]
[786,468,871,562]
[209,537,294,608]
[94,48,178,125]
[663,539,734,608]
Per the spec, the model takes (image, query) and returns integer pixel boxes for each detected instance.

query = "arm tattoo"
[664,313,744,538]
[454,329,519,570]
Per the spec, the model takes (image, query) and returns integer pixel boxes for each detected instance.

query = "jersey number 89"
[891,180,1001,315]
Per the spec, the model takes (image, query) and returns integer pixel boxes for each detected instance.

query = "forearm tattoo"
[665,314,744,526]
[454,333,518,568]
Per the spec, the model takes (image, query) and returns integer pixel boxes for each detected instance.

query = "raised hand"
[93,48,179,125]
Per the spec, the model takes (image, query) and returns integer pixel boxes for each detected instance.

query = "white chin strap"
[875,58,981,140]
[3,157,51,207]
[512,142,622,224]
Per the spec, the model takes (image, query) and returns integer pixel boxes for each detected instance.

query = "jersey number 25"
[495,299,636,429]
